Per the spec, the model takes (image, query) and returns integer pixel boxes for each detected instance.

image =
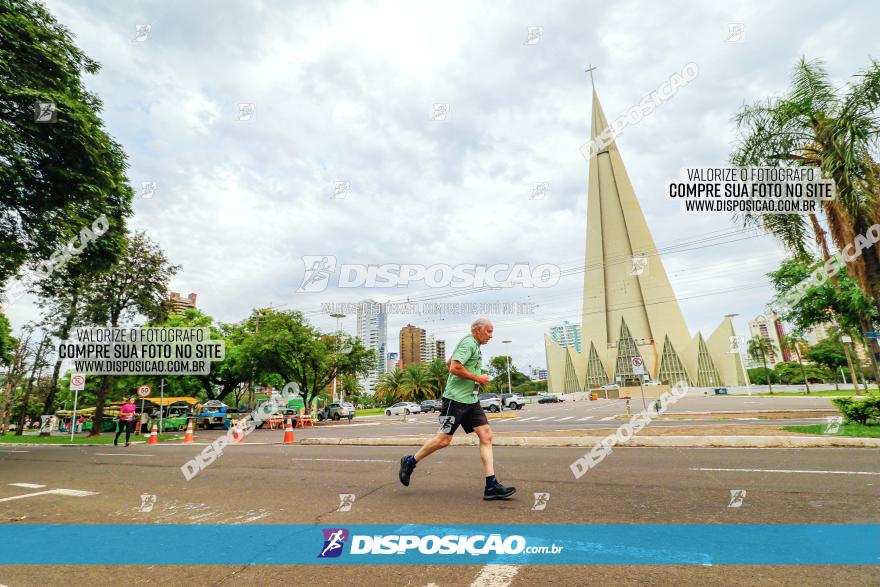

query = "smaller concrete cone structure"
[147,422,158,445]
[232,421,243,443]
[283,417,295,444]
[183,419,194,443]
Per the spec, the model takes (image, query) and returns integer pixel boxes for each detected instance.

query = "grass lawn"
[0,433,182,444]
[745,389,873,397]
[782,423,880,438]
[355,408,388,416]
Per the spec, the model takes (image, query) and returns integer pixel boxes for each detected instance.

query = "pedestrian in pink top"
[114,397,138,447]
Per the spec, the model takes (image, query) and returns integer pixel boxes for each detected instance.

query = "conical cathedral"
[544,90,748,392]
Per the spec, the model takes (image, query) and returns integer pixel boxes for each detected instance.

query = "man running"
[398,318,516,500]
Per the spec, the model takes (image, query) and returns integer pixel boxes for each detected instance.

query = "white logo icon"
[140,181,158,199]
[823,416,842,435]
[438,416,454,433]
[524,26,543,45]
[297,255,337,293]
[333,181,350,199]
[728,335,745,354]
[35,101,57,123]
[728,489,746,508]
[138,494,157,512]
[431,103,450,121]
[337,494,356,512]
[531,492,550,510]
[133,24,151,42]
[530,182,549,200]
[630,254,648,276]
[726,23,745,42]
[237,103,255,121]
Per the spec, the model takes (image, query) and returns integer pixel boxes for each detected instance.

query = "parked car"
[317,402,355,421]
[385,402,422,416]
[600,383,619,390]
[477,393,502,413]
[419,399,442,413]
[537,394,563,404]
[500,393,525,410]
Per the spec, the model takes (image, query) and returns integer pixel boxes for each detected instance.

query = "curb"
[298,435,880,448]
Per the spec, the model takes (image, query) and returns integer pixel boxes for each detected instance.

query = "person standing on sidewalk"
[398,318,516,500]
[114,397,138,447]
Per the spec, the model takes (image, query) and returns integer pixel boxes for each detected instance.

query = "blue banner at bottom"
[0,524,876,565]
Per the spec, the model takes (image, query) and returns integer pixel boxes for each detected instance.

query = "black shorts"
[437,398,488,435]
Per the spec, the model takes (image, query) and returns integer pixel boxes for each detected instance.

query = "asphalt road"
[0,440,877,586]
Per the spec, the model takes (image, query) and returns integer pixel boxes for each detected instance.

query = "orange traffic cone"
[231,421,244,443]
[183,419,194,443]
[147,422,158,445]
[283,417,295,444]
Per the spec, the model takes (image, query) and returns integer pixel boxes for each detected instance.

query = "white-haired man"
[398,318,516,500]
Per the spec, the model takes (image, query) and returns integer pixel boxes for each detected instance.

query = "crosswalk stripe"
[556,416,574,421]
[518,417,539,421]
[536,417,555,422]
[577,416,594,421]
[600,416,616,421]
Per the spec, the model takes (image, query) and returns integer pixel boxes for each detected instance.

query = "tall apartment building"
[356,300,387,395]
[386,352,399,373]
[549,321,581,353]
[806,321,868,362]
[399,324,426,368]
[747,313,786,367]
[167,292,197,314]
[436,339,446,362]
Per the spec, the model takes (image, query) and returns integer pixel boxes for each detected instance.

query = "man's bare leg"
[474,425,494,477]
[414,432,452,462]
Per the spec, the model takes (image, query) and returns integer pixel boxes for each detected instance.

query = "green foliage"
[0,0,133,284]
[0,311,14,366]
[804,338,849,371]
[747,367,773,385]
[832,396,880,425]
[771,361,831,384]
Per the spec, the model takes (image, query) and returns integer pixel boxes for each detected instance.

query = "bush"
[832,396,880,425]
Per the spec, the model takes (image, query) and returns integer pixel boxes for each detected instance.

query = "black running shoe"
[399,455,416,486]
[483,483,516,500]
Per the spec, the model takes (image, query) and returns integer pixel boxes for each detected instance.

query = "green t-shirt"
[443,334,482,404]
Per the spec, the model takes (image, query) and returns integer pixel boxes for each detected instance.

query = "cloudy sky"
[7,0,879,372]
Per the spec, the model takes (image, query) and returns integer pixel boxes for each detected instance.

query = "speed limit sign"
[70,374,86,391]
[136,385,152,398]
[630,356,645,375]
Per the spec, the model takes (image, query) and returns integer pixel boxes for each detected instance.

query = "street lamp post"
[502,340,513,413]
[330,313,346,403]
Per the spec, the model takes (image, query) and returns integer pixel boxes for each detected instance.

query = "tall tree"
[0,0,132,285]
[781,333,811,393]
[748,336,777,393]
[400,363,433,402]
[14,328,49,434]
[0,311,13,366]
[0,329,29,434]
[82,232,179,435]
[243,310,374,410]
[376,370,406,404]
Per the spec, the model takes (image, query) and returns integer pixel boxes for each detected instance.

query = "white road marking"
[9,483,45,489]
[690,467,880,476]
[0,450,29,453]
[95,453,154,457]
[291,458,396,463]
[0,488,99,503]
[470,564,519,587]
[577,416,594,421]
[518,417,539,421]
[536,417,555,422]
[600,416,616,421]
[556,416,575,421]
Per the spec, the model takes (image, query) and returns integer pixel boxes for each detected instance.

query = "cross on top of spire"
[585,64,597,88]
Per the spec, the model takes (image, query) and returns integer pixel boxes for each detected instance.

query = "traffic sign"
[630,356,645,375]
[70,374,86,391]
[136,385,152,398]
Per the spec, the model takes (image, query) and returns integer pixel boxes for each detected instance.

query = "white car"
[600,383,620,390]
[385,402,422,416]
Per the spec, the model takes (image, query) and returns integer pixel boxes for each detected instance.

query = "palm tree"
[731,57,880,381]
[426,359,449,398]
[400,363,433,402]
[338,374,364,404]
[376,370,406,403]
[748,336,778,393]
[781,333,811,393]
